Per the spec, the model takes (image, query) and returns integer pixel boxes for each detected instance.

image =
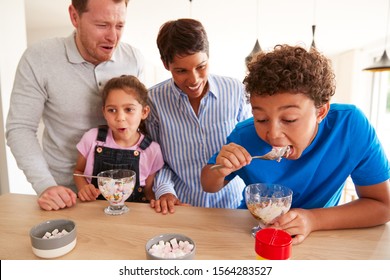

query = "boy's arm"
[200,164,229,192]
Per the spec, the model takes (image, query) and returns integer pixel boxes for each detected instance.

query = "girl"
[74,75,164,203]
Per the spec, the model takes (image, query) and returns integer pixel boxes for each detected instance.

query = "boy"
[201,45,390,244]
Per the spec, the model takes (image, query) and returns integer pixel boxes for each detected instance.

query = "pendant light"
[363,0,390,71]
[245,39,262,65]
[310,0,317,50]
[189,0,193,18]
[310,25,317,50]
[245,0,262,66]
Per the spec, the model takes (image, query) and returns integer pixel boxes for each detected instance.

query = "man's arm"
[5,50,57,195]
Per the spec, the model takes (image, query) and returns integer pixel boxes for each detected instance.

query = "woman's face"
[250,93,329,160]
[166,52,209,100]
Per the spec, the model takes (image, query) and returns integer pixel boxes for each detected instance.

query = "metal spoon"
[210,146,290,170]
[73,173,102,179]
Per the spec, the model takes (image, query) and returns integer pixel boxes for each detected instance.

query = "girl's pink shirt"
[76,128,164,185]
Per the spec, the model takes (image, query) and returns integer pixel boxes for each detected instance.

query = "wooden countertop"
[0,193,389,260]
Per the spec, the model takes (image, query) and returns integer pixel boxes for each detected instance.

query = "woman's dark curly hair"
[243,45,336,108]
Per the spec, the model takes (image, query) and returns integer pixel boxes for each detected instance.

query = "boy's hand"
[215,143,252,171]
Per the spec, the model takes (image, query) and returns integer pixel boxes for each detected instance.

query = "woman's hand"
[150,193,190,214]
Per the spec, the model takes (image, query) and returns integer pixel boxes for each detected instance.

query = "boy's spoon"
[210,146,290,170]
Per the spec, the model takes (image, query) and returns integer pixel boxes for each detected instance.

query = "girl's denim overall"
[91,125,152,203]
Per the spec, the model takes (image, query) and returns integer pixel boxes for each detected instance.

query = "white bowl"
[145,233,196,260]
[30,219,77,259]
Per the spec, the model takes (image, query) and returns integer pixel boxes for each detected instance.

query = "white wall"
[331,49,373,115]
[0,0,35,195]
[1,0,385,195]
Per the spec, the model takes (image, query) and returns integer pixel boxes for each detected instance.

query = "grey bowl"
[145,233,196,260]
[30,219,77,258]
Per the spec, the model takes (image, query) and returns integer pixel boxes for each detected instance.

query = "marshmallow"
[148,238,194,258]
[41,228,69,239]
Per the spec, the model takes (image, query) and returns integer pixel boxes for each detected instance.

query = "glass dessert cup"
[245,183,293,237]
[97,169,136,215]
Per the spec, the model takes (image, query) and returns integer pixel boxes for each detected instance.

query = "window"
[371,72,390,158]
[339,70,390,205]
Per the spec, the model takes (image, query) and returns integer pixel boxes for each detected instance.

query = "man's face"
[70,0,127,65]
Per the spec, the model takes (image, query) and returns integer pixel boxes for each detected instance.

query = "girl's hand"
[78,184,100,202]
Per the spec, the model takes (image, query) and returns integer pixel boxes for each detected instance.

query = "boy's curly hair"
[243,45,336,108]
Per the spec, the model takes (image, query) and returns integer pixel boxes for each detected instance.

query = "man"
[6,0,144,210]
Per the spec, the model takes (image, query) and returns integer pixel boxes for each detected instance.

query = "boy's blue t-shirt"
[208,104,390,209]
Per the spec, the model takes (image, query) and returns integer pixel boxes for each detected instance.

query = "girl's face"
[250,93,329,160]
[103,88,149,147]
[166,52,209,100]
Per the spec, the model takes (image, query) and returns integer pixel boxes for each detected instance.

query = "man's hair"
[72,0,129,15]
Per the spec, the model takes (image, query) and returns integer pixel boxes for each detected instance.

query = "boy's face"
[166,52,209,100]
[250,93,329,160]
